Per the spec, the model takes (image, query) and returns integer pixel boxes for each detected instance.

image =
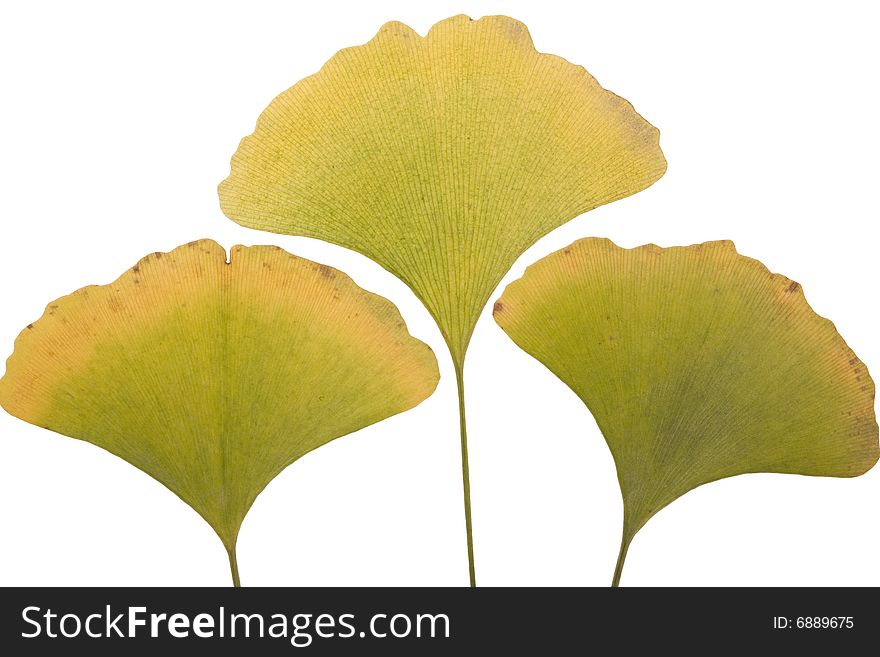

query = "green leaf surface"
[494,238,878,585]
[0,240,439,585]
[218,14,666,584]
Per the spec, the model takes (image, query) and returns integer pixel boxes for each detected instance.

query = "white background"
[1,1,878,587]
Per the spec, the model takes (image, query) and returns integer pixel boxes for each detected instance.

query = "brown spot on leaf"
[318,264,335,279]
[26,324,33,330]
[608,335,616,341]
[493,301,504,314]
[786,281,800,294]
[132,265,140,273]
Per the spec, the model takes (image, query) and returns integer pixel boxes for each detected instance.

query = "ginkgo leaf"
[493,238,879,586]
[0,240,439,585]
[218,15,667,584]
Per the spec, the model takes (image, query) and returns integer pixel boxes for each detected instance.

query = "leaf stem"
[454,359,476,587]
[611,525,633,587]
[227,544,241,588]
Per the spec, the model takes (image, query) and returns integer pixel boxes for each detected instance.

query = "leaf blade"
[494,238,878,578]
[218,14,667,360]
[0,240,439,576]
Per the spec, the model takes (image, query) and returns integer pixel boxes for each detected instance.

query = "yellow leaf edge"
[218,13,667,247]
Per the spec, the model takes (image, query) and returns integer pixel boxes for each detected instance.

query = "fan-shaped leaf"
[493,238,878,585]
[219,15,667,584]
[0,240,439,585]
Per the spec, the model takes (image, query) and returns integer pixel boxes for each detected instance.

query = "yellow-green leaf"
[218,14,666,584]
[493,238,878,585]
[0,240,439,585]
